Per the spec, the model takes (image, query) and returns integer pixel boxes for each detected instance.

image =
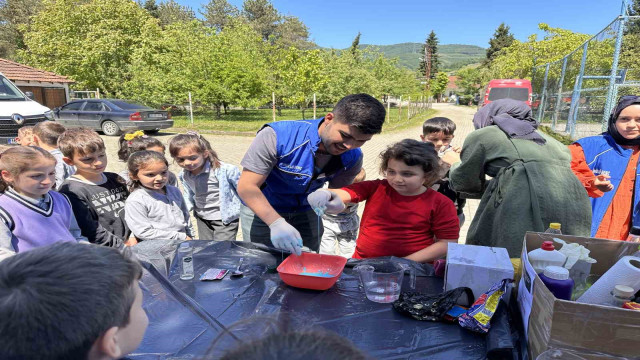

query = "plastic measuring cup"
[354,262,416,303]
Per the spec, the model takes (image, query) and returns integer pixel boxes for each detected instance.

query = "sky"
[176,0,625,49]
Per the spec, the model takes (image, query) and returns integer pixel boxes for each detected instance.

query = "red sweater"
[343,179,459,259]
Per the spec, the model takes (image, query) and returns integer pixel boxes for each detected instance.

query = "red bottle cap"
[541,241,555,251]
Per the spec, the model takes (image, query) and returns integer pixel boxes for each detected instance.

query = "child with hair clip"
[169,131,241,240]
[118,130,177,186]
[308,139,460,263]
[124,150,194,242]
[0,147,87,260]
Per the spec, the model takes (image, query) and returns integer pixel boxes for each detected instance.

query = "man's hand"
[269,218,303,255]
[593,174,614,192]
[307,189,345,215]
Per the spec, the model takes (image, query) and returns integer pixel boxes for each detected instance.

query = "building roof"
[0,58,73,83]
[446,75,460,90]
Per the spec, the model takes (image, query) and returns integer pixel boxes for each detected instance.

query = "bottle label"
[183,256,194,274]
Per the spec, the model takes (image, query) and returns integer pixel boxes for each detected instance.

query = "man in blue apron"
[238,94,385,255]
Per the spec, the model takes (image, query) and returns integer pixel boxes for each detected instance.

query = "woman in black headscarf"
[569,96,640,240]
[441,99,591,257]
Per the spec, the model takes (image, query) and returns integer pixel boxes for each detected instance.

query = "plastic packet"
[199,268,229,281]
[458,279,511,333]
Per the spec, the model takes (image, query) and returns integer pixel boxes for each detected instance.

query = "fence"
[532,1,640,139]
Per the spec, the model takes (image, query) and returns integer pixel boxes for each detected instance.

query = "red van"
[480,79,532,107]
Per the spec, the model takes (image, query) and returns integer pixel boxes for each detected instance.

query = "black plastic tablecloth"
[128,241,521,359]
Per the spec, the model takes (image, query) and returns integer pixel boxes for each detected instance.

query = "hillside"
[360,43,486,71]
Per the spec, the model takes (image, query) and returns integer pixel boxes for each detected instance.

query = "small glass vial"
[544,223,562,235]
[179,242,194,280]
[610,285,635,307]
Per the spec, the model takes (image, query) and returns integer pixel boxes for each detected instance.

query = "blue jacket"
[575,133,640,236]
[262,118,362,213]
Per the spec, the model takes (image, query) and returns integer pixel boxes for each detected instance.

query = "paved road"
[102,103,479,242]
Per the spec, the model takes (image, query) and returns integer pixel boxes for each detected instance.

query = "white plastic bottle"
[528,240,567,274]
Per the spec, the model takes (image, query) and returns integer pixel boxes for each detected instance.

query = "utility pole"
[424,47,432,96]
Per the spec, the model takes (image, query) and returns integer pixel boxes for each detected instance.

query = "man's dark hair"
[422,117,456,136]
[332,93,385,135]
[0,242,142,360]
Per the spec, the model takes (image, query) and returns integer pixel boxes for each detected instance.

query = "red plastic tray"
[277,252,347,290]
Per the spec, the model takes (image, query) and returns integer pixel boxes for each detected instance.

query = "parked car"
[0,72,52,144]
[479,79,532,108]
[52,99,173,136]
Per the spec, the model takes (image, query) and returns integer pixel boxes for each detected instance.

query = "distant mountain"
[360,43,486,71]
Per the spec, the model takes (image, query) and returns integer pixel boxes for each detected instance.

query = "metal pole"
[96,88,100,99]
[188,92,194,125]
[272,92,276,122]
[602,16,626,131]
[408,96,411,118]
[567,42,589,138]
[387,98,391,123]
[552,58,568,131]
[398,96,402,123]
[536,64,551,122]
[313,93,316,119]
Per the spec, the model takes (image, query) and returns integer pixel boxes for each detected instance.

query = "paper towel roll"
[576,256,640,305]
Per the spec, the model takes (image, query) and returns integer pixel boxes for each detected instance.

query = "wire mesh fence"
[532,10,640,139]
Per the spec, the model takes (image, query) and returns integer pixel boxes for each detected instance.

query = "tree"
[242,0,279,41]
[200,0,238,32]
[19,0,159,96]
[418,31,439,79]
[0,0,43,59]
[350,32,361,56]
[626,0,640,35]
[272,15,312,49]
[142,0,159,18]
[157,0,195,27]
[430,72,449,101]
[486,23,515,61]
[456,65,490,96]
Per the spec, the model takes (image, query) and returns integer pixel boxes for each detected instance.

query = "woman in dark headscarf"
[441,99,591,256]
[569,96,640,239]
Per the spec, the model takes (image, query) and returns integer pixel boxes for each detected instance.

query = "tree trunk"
[277,106,282,117]
[215,104,221,119]
[223,102,229,115]
[301,106,306,120]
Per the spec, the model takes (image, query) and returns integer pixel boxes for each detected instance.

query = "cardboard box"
[518,232,640,360]
[445,243,514,300]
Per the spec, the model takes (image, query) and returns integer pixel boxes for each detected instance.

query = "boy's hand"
[125,237,138,247]
[441,150,461,166]
[451,145,461,153]
[593,174,614,192]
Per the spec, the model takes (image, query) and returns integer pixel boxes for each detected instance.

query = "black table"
[129,241,519,359]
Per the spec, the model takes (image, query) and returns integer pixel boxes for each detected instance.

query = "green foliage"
[486,23,515,61]
[156,0,195,27]
[430,72,449,97]
[539,125,574,145]
[200,0,239,32]
[489,23,591,80]
[18,0,157,96]
[0,0,43,59]
[456,65,491,95]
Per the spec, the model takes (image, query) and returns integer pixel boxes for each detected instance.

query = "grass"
[169,107,437,135]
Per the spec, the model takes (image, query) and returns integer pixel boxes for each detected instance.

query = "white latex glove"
[307,189,345,215]
[269,218,303,256]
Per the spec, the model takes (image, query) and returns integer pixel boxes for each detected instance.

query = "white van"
[0,72,52,144]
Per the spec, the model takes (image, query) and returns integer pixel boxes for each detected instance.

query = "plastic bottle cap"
[543,266,569,280]
[630,226,640,236]
[179,242,190,249]
[541,241,556,251]
[549,223,561,230]
[613,285,635,298]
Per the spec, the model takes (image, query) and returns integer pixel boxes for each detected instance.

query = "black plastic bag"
[392,287,474,321]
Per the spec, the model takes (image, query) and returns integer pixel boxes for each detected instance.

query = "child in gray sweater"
[124,151,194,242]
